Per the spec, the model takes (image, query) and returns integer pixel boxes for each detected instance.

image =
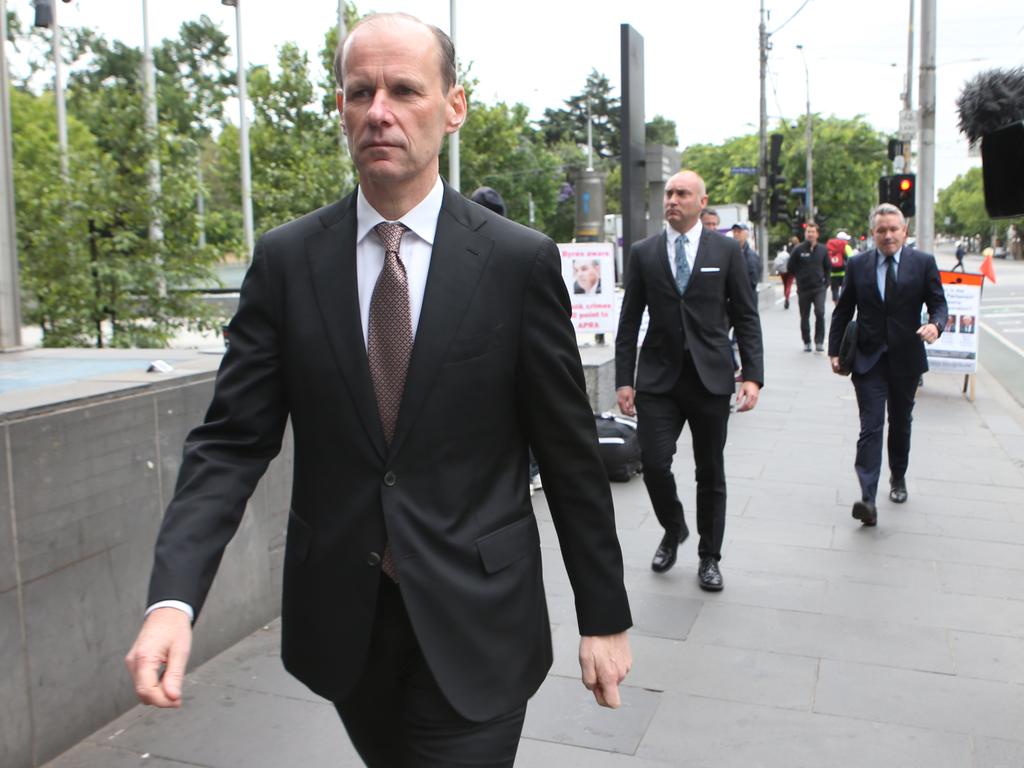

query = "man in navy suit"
[828,203,947,526]
[616,170,764,591]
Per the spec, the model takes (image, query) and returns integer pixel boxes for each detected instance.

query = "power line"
[770,0,813,35]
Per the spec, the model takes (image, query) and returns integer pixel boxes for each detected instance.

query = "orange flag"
[980,252,998,283]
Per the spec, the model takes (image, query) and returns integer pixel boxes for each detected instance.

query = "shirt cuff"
[145,600,195,623]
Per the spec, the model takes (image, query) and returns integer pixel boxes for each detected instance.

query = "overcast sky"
[11,0,1024,193]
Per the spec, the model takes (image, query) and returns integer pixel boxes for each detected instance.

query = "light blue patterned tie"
[675,234,691,294]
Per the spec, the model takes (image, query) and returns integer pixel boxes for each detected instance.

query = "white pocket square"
[699,267,720,272]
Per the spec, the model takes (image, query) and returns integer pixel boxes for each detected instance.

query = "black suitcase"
[594,413,642,482]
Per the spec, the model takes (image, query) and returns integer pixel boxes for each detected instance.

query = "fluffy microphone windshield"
[957,67,1024,143]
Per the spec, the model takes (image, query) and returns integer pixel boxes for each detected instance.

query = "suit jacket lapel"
[658,231,677,292]
[305,193,388,460]
[388,185,492,458]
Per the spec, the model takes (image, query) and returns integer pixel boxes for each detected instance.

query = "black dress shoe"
[852,499,878,526]
[889,476,908,504]
[651,528,688,573]
[698,557,724,591]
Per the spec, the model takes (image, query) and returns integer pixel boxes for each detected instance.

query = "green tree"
[936,167,1023,246]
[645,115,678,148]
[540,70,620,161]
[242,42,354,234]
[13,23,223,347]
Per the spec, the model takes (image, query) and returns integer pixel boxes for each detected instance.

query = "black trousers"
[335,576,527,768]
[851,355,918,502]
[798,285,827,344]
[635,353,732,561]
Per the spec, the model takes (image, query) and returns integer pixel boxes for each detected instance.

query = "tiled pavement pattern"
[45,289,1024,768]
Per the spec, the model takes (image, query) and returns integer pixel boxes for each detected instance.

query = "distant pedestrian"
[828,203,947,527]
[953,241,966,272]
[700,208,721,232]
[826,231,853,303]
[731,222,760,295]
[788,222,831,351]
[777,235,799,309]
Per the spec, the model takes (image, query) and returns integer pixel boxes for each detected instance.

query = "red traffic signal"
[898,177,913,192]
[879,174,916,218]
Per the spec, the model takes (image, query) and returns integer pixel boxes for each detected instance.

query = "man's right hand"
[124,607,193,708]
[616,386,636,417]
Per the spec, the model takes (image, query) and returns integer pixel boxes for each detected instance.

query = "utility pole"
[337,0,347,157]
[141,0,166,296]
[222,0,254,259]
[756,0,769,273]
[796,44,812,222]
[447,0,460,191]
[50,2,68,181]
[0,0,23,349]
[903,0,914,172]
[917,0,936,253]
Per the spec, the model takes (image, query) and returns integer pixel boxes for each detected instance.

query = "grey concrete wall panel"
[0,359,294,768]
[0,590,31,768]
[0,424,16,593]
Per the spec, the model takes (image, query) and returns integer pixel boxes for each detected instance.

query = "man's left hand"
[579,631,632,708]
[735,381,761,412]
[917,323,939,343]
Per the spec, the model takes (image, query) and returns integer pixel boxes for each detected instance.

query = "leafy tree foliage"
[936,167,1023,246]
[540,69,620,161]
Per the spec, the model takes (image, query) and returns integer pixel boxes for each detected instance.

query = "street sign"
[899,109,917,141]
[730,166,757,175]
[790,187,806,195]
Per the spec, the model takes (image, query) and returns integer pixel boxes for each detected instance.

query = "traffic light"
[748,191,763,222]
[879,174,916,218]
[769,133,784,176]
[770,187,789,225]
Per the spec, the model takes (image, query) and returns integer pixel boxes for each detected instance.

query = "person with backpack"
[826,231,854,303]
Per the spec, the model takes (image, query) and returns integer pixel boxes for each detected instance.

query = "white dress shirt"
[666,220,703,280]
[146,176,445,623]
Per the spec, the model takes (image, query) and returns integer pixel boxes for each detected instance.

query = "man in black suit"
[828,203,947,526]
[125,13,632,767]
[616,170,764,592]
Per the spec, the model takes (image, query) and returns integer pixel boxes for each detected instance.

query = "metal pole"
[903,0,914,170]
[756,0,769,272]
[233,1,255,258]
[917,0,936,253]
[51,0,68,182]
[797,45,813,222]
[0,0,23,349]
[337,0,347,157]
[447,0,459,191]
[141,0,166,297]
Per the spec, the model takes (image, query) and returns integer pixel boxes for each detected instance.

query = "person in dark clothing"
[731,222,760,295]
[788,222,831,352]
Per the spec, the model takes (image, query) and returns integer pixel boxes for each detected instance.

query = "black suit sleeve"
[921,253,949,334]
[518,241,632,637]
[148,241,289,618]
[614,243,647,389]
[828,256,859,355]
[724,242,764,387]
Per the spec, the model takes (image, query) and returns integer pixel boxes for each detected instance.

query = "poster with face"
[558,242,616,335]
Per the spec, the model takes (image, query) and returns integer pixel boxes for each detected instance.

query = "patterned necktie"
[884,253,897,306]
[675,234,691,294]
[368,222,411,582]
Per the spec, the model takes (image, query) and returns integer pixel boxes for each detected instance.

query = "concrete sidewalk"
[46,291,1024,767]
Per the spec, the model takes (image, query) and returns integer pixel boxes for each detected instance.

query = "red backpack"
[826,238,847,269]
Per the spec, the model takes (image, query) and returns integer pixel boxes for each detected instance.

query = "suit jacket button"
[383,471,397,487]
[366,551,381,567]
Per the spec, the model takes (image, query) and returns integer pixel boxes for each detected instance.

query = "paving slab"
[38,287,1024,768]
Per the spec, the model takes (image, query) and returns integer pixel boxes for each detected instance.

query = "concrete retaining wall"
[0,366,293,768]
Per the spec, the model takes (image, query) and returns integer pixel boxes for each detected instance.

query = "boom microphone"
[956,67,1024,218]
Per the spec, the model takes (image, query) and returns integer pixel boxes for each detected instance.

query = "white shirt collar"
[355,176,444,245]
[667,220,703,245]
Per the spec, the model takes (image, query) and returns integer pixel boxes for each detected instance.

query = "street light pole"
[756,0,769,273]
[141,0,166,297]
[51,2,68,181]
[223,0,254,258]
[0,0,23,348]
[796,44,813,222]
[447,0,460,191]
